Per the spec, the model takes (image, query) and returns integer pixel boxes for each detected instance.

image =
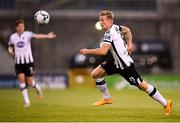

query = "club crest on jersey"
[16,41,25,48]
[104,35,111,41]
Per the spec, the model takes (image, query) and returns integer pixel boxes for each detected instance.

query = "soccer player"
[8,20,56,107]
[80,10,172,115]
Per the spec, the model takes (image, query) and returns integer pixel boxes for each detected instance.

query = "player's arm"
[121,26,133,54]
[8,44,14,56]
[8,36,14,55]
[80,43,110,56]
[32,32,56,39]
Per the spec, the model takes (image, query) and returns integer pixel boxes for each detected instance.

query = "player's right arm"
[8,45,14,56]
[8,36,14,56]
[80,31,112,56]
[80,43,110,56]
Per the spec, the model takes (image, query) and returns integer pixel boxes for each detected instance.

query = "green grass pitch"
[0,87,180,122]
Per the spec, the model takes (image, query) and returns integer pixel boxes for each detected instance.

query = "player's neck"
[105,24,113,31]
[17,32,23,37]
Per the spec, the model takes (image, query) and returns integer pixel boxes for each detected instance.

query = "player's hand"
[8,47,14,56]
[127,44,133,55]
[9,51,14,56]
[80,49,88,55]
[47,32,56,39]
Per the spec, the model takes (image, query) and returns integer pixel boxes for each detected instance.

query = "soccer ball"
[34,10,50,24]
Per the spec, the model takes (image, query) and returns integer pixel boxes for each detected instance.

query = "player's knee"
[91,66,105,79]
[91,71,103,79]
[91,71,98,79]
[137,80,148,91]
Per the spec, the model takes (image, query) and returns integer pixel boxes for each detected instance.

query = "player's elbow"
[100,50,108,55]
[33,36,41,39]
[33,34,43,39]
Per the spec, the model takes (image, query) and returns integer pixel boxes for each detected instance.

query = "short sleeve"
[119,25,122,31]
[103,33,112,43]
[27,31,34,39]
[8,35,14,46]
[99,33,112,47]
[100,30,113,47]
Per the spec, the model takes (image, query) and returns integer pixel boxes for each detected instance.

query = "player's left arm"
[121,26,133,55]
[80,43,110,56]
[32,32,56,39]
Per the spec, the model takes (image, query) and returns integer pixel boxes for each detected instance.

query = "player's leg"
[91,60,117,106]
[91,65,111,100]
[138,80,167,106]
[17,73,31,107]
[120,64,172,115]
[138,80,172,115]
[26,62,43,99]
[26,76,43,99]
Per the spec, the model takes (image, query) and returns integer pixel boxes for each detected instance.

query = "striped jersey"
[100,24,134,69]
[8,31,34,64]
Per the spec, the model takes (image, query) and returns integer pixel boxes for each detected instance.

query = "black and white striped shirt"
[8,31,34,64]
[100,24,134,69]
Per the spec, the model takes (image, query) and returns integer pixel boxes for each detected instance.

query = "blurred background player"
[8,19,56,107]
[80,10,172,115]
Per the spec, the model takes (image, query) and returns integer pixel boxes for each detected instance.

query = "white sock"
[19,83,30,104]
[32,80,42,95]
[96,78,111,99]
[146,84,167,107]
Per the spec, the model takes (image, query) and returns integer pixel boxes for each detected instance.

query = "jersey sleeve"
[103,33,112,43]
[29,31,34,38]
[8,35,14,46]
[119,25,122,31]
[99,30,113,47]
[26,31,35,41]
[99,33,112,47]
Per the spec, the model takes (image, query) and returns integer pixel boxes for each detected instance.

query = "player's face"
[99,15,113,30]
[15,23,25,34]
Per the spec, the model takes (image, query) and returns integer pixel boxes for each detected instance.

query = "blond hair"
[99,10,114,20]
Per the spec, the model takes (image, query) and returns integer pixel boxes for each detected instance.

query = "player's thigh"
[15,64,26,83]
[25,63,35,76]
[25,63,35,85]
[138,80,148,91]
[17,73,26,83]
[26,76,34,86]
[91,65,107,79]
[119,64,143,86]
[101,59,118,75]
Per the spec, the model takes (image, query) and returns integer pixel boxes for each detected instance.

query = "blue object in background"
[0,75,18,88]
